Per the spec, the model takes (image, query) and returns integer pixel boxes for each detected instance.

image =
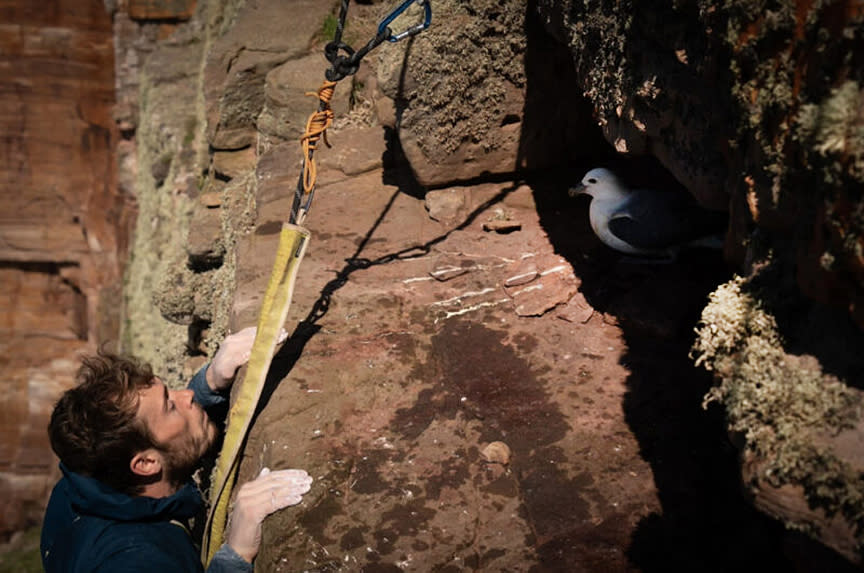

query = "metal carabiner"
[378,0,432,43]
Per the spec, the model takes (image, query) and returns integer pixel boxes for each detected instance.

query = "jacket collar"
[60,463,203,522]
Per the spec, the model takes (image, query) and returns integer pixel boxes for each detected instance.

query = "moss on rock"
[121,2,249,384]
[376,0,527,161]
[693,271,864,552]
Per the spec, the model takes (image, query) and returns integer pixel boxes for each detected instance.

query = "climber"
[40,327,312,572]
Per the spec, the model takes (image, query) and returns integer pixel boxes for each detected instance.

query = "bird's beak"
[568,184,586,197]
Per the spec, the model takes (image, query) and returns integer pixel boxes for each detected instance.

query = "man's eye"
[168,401,175,411]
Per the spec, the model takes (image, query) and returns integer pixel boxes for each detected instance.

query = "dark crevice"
[186,319,210,357]
[187,254,223,273]
[520,2,803,570]
[500,113,520,126]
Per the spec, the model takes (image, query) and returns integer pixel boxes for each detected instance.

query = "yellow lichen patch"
[692,272,864,551]
[691,275,778,372]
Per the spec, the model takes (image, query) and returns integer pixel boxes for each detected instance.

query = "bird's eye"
[587,178,597,184]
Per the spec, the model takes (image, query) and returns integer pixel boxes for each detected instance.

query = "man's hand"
[206,327,288,392]
[226,467,313,564]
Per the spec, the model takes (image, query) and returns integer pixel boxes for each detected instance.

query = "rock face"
[376,0,528,186]
[534,1,864,563]
[239,177,666,571]
[531,0,864,323]
[376,0,608,187]
[6,0,858,568]
[0,0,129,540]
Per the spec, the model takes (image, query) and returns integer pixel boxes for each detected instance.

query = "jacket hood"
[60,463,203,522]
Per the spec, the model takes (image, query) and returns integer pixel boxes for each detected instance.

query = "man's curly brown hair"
[48,352,160,496]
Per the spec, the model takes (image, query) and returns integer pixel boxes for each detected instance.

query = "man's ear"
[130,449,164,477]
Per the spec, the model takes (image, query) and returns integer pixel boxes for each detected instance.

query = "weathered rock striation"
[0,0,129,541]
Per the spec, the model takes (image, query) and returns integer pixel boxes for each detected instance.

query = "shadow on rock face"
[391,319,618,554]
[528,166,801,568]
[391,320,568,447]
[514,4,825,571]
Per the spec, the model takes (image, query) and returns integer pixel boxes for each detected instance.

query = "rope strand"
[300,80,337,195]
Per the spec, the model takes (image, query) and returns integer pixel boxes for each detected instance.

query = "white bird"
[569,167,726,258]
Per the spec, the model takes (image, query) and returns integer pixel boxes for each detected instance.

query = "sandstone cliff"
[3,0,861,569]
[0,0,128,542]
[117,0,864,569]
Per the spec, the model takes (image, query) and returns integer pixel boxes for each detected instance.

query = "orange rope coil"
[300,80,337,195]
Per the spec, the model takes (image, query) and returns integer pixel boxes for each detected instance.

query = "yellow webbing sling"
[201,223,310,565]
[200,3,431,565]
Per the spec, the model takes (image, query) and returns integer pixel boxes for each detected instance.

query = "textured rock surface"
[0,0,129,541]
[204,0,333,150]
[533,0,864,326]
[5,0,857,568]
[231,163,784,571]
[530,0,864,562]
[375,0,528,186]
[114,1,864,565]
[535,0,733,210]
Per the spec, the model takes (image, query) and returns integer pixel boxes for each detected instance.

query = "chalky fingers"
[242,468,312,496]
[238,468,312,516]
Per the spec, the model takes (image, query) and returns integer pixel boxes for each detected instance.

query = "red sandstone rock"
[424,187,466,223]
[0,0,127,540]
[259,53,351,143]
[317,125,386,177]
[204,0,333,150]
[212,146,257,181]
[557,291,595,324]
[128,0,196,21]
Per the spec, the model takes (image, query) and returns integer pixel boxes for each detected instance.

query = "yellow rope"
[202,80,335,567]
[202,226,311,566]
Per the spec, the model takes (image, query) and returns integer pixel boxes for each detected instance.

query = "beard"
[160,419,217,486]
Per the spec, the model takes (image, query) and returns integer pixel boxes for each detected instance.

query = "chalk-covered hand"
[226,467,313,564]
[206,327,288,392]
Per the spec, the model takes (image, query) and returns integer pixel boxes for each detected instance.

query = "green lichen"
[122,70,195,384]
[183,116,197,146]
[153,261,197,324]
[122,2,249,384]
[204,0,247,38]
[796,81,864,295]
[721,0,859,192]
[693,273,864,549]
[798,81,864,182]
[377,0,527,161]
[692,276,778,369]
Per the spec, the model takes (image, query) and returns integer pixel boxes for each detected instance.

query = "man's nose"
[172,388,195,408]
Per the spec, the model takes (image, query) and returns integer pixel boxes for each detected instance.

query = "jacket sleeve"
[187,364,229,425]
[92,544,253,573]
[92,535,202,573]
[206,544,254,573]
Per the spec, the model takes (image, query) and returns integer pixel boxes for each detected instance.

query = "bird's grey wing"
[608,191,726,249]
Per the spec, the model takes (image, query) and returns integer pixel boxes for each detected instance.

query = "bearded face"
[135,380,218,487]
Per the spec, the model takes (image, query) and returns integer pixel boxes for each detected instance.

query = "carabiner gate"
[378,0,432,43]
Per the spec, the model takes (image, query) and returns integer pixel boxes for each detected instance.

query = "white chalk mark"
[440,298,511,320]
[430,287,498,307]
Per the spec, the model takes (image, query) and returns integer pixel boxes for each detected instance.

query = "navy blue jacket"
[41,366,251,573]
